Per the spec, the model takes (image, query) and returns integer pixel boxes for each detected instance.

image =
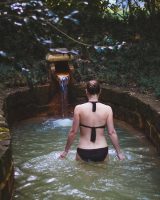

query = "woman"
[60,80,125,162]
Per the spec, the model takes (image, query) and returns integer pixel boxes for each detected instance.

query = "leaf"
[46,10,57,18]
[14,22,23,26]
[64,10,80,25]
[31,15,38,20]
[94,46,107,53]
[0,51,7,57]
[49,17,59,23]
[69,10,79,16]
[24,17,29,24]
[69,18,80,25]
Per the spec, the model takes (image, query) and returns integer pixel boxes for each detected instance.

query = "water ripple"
[12,117,160,200]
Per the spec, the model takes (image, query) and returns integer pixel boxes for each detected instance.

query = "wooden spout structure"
[46,48,75,83]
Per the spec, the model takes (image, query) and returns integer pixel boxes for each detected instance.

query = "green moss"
[0,131,10,141]
[0,127,9,132]
[0,127,10,141]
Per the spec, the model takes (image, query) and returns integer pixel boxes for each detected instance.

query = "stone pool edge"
[0,84,54,200]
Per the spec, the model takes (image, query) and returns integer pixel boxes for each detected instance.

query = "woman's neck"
[88,95,99,102]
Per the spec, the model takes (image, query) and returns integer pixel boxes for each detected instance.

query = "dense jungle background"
[0,0,160,98]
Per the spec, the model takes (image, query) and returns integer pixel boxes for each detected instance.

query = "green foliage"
[28,61,48,86]
[0,60,48,88]
[0,0,65,60]
[0,64,27,87]
[74,39,160,98]
[155,87,160,98]
[0,0,160,98]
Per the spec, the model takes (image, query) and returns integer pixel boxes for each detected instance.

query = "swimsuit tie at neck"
[89,101,98,112]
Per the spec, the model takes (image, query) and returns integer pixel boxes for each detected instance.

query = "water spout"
[57,74,69,117]
[45,48,75,117]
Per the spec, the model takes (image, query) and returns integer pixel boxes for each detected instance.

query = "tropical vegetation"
[0,0,160,97]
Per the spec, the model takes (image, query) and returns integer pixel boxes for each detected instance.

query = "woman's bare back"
[77,102,111,149]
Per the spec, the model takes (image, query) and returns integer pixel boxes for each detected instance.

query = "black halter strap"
[79,124,105,143]
[89,101,98,112]
[91,127,96,142]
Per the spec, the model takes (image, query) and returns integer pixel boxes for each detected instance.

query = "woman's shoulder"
[99,102,112,109]
[74,103,88,110]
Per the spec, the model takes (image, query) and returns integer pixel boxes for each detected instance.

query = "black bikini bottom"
[77,147,108,162]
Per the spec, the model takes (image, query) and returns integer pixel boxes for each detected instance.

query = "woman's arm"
[59,105,80,159]
[106,106,125,160]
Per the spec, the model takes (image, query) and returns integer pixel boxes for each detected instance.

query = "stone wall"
[0,83,54,200]
[0,91,13,200]
[4,84,55,126]
[0,126,14,200]
[101,86,160,152]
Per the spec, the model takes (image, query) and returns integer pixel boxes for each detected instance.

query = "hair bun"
[86,80,100,95]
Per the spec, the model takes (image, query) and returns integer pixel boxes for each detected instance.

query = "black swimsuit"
[77,102,108,162]
[77,147,108,162]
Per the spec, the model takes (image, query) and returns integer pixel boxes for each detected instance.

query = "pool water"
[12,117,160,200]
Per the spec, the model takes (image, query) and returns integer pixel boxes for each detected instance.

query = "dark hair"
[86,80,100,95]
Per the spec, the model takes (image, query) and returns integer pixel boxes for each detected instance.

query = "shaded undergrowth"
[73,40,160,99]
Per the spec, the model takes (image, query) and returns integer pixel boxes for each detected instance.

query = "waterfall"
[58,74,69,117]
